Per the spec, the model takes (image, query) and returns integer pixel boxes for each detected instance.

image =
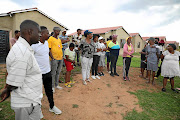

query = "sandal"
[162,88,166,92]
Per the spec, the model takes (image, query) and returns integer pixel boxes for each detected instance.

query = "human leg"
[51,60,58,88]
[43,72,54,109]
[55,60,63,87]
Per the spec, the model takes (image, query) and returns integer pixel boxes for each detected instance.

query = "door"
[0,30,9,64]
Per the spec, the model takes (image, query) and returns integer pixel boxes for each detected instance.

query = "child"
[98,37,107,76]
[64,43,76,88]
[139,43,148,79]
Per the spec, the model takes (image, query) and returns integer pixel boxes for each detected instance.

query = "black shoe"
[101,72,104,76]
[171,88,179,93]
[123,77,126,81]
[77,63,80,66]
[98,73,102,76]
[162,88,166,92]
[110,73,114,77]
[114,73,119,76]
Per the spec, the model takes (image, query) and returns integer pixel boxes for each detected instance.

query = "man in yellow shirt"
[48,27,63,92]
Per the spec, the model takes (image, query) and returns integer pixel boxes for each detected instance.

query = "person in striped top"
[0,20,43,120]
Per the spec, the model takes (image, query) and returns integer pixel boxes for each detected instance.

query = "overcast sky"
[0,0,180,42]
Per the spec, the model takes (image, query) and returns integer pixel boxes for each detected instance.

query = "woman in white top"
[91,34,101,80]
[161,44,179,93]
[98,37,107,76]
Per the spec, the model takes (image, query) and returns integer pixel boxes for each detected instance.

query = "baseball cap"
[62,29,67,32]
[98,36,103,40]
[84,30,93,35]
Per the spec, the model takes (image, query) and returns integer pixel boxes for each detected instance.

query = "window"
[120,39,126,48]
[137,42,140,48]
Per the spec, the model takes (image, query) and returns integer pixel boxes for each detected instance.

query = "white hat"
[62,29,67,32]
[98,36,103,40]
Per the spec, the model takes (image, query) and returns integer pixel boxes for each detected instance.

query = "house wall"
[132,35,143,52]
[13,11,65,37]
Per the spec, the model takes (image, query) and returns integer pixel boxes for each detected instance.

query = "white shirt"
[6,37,43,107]
[31,41,51,74]
[99,42,106,56]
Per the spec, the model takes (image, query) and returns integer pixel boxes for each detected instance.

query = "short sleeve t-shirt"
[59,35,69,49]
[141,48,146,61]
[108,41,120,56]
[48,36,63,60]
[64,48,76,61]
[79,39,95,58]
[127,45,132,57]
[145,45,160,64]
[106,40,112,52]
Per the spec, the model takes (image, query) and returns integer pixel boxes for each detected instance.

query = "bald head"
[20,20,41,45]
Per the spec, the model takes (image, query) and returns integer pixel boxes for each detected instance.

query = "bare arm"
[65,55,75,64]
[61,38,70,44]
[0,84,18,103]
[49,48,55,60]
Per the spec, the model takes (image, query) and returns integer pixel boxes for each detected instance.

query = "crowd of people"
[0,20,179,120]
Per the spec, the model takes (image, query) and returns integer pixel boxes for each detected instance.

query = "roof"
[142,36,166,41]
[129,33,139,37]
[68,26,124,36]
[0,7,68,30]
[165,41,178,44]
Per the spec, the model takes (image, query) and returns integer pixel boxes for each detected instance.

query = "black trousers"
[92,55,100,76]
[42,72,54,109]
[123,57,132,77]
[110,54,118,73]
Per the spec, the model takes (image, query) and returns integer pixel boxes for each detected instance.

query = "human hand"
[0,89,10,103]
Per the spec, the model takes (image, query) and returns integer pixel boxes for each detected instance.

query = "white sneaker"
[95,75,100,79]
[49,106,62,115]
[52,88,55,93]
[82,80,87,85]
[108,71,111,73]
[91,75,96,80]
[86,79,92,82]
[56,86,63,90]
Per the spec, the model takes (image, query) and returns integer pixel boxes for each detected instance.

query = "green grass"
[0,77,15,120]
[72,104,79,108]
[106,56,141,68]
[124,77,180,120]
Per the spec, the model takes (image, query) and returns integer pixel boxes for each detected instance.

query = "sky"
[0,0,180,42]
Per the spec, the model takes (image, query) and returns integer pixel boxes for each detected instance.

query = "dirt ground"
[41,66,160,120]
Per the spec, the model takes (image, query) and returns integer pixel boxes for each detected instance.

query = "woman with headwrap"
[161,44,180,93]
[108,35,120,77]
[145,37,160,85]
[122,37,134,81]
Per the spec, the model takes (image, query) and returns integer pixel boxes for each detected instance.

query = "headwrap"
[169,44,176,50]
[126,37,132,41]
[112,34,118,38]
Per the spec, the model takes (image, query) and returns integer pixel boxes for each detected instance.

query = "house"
[142,36,167,43]
[0,7,68,63]
[129,33,144,52]
[165,41,179,49]
[68,26,130,55]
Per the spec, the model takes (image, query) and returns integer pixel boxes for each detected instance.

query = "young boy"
[64,43,76,88]
[98,37,107,76]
